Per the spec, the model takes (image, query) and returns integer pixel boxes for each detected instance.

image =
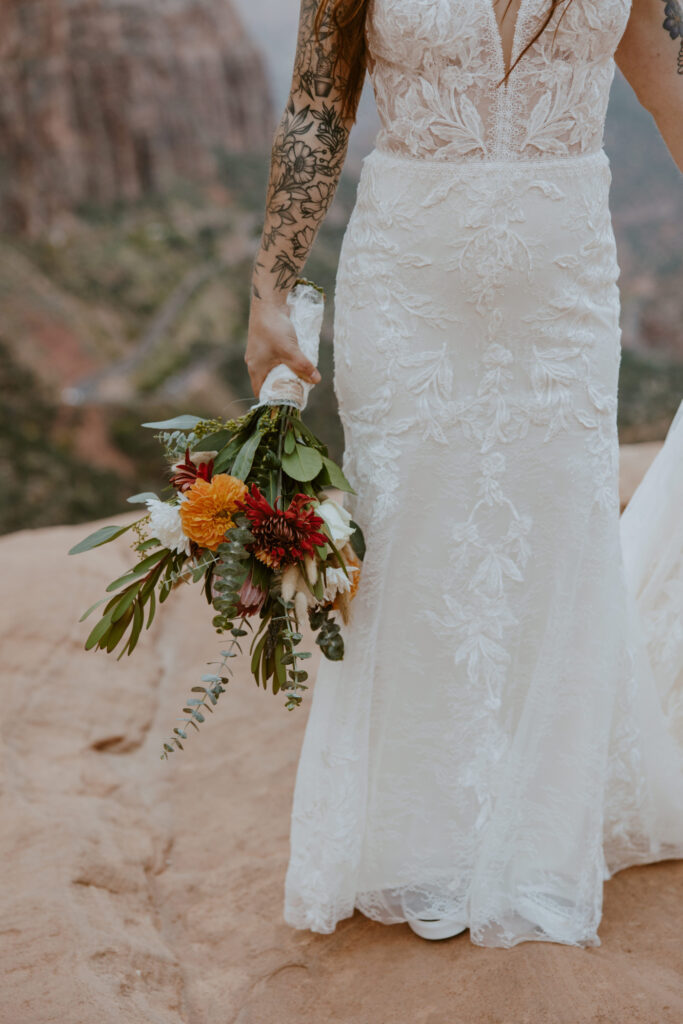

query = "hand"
[245,296,322,399]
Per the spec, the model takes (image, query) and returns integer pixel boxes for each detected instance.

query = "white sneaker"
[407,916,468,940]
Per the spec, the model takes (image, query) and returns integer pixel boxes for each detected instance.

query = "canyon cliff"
[0,0,274,233]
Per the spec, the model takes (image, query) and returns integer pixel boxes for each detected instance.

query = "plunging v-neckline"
[486,0,528,79]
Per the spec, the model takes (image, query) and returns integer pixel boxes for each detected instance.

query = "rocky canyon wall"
[0,0,275,233]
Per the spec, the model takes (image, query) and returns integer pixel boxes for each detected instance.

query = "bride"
[244,0,683,947]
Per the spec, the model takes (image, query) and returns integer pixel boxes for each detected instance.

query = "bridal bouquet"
[69,282,364,759]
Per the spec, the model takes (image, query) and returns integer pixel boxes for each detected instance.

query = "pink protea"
[235,573,267,617]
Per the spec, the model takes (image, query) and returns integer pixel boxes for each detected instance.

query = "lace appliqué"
[367,0,632,163]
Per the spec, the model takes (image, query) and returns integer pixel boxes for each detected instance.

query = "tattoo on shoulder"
[660,0,683,73]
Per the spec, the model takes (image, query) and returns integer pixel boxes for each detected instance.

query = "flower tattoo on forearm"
[252,1,361,299]
[660,0,683,72]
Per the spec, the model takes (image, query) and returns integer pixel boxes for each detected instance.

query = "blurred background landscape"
[1,0,681,536]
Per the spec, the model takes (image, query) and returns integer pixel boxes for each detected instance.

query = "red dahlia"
[170,446,215,493]
[236,486,328,569]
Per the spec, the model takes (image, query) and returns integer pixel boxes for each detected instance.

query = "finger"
[282,351,321,385]
[247,350,276,397]
[249,365,266,398]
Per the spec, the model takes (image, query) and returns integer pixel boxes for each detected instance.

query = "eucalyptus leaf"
[68,522,133,556]
[127,492,158,504]
[141,415,202,430]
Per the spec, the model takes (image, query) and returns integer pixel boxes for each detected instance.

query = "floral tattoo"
[253,0,362,298]
[660,0,683,73]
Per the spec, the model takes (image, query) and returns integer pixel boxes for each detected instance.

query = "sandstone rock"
[619,441,664,510]
[0,0,274,233]
[1,443,681,1023]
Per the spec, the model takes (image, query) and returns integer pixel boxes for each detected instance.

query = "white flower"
[145,497,192,556]
[317,498,355,546]
[323,564,360,602]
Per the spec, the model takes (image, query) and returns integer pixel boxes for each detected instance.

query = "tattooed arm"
[615,0,683,170]
[245,0,366,396]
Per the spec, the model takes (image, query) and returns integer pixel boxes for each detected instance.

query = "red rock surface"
[0,0,274,233]
[1,442,681,1024]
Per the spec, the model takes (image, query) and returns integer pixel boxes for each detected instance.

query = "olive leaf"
[68,522,135,555]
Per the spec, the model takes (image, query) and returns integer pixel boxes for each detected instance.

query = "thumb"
[283,349,321,385]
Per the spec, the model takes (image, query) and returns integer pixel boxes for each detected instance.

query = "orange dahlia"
[179,474,248,551]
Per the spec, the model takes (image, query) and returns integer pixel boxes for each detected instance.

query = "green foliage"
[83,547,183,660]
[349,520,366,561]
[309,605,345,661]
[68,521,136,555]
[249,598,313,711]
[281,442,323,482]
[141,414,203,431]
[211,518,255,629]
[155,392,363,754]
[160,623,248,759]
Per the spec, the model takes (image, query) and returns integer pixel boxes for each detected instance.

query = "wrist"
[251,280,290,309]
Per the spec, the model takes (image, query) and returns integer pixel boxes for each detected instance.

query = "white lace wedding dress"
[284,0,683,947]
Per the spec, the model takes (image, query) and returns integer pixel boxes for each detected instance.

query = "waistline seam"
[365,146,609,173]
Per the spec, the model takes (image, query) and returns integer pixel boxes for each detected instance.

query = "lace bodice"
[366,0,632,161]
